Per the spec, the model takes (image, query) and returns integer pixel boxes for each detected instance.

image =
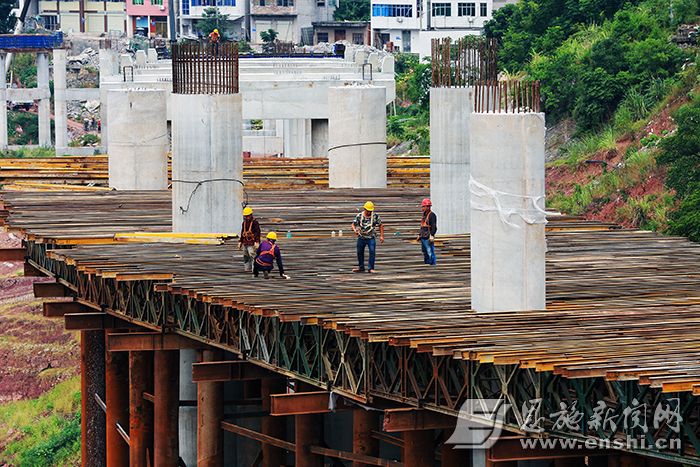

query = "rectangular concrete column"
[197,350,224,467]
[469,112,546,312]
[402,430,434,467]
[328,85,387,188]
[261,378,287,467]
[311,119,329,157]
[154,350,179,465]
[129,351,153,467]
[283,119,312,158]
[429,87,473,234]
[81,330,106,467]
[36,53,51,147]
[352,408,379,467]
[53,50,68,153]
[0,54,7,150]
[105,337,129,466]
[295,413,323,467]
[179,350,197,467]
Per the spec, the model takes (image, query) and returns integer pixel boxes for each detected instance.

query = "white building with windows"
[371,0,514,57]
[249,0,336,44]
[179,0,248,40]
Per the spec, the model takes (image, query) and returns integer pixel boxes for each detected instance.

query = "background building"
[249,0,336,44]
[312,20,369,45]
[178,0,247,39]
[126,0,170,37]
[39,0,126,34]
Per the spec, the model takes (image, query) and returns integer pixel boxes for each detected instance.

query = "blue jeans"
[356,237,376,270]
[421,238,436,265]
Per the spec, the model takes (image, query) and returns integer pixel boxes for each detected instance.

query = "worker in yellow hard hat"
[351,201,384,273]
[238,206,261,273]
[209,28,220,43]
[253,232,290,279]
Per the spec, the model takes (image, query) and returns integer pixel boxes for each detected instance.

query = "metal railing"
[172,42,239,95]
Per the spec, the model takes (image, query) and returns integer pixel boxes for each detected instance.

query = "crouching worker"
[253,232,291,279]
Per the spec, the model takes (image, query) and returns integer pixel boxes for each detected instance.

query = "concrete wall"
[282,119,312,158]
[106,89,169,190]
[429,87,472,234]
[311,118,328,157]
[172,93,243,234]
[469,112,546,312]
[328,85,387,188]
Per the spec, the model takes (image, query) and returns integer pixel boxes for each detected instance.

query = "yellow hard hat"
[242,207,253,216]
[363,201,375,212]
[213,29,219,33]
[266,231,277,240]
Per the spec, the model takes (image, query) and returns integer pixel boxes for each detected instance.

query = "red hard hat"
[421,198,431,207]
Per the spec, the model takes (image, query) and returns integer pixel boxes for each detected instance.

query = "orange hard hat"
[421,198,431,207]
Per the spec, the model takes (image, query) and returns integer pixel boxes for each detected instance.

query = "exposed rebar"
[431,37,498,88]
[172,42,239,95]
[473,79,541,114]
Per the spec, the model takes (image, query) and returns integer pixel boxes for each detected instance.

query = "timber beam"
[43,300,92,317]
[191,360,274,382]
[270,391,348,416]
[65,312,138,331]
[107,332,206,352]
[382,408,456,432]
[0,248,25,261]
[34,282,70,298]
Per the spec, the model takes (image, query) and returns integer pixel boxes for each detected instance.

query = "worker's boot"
[263,271,270,279]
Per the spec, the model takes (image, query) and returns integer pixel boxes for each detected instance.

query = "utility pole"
[168,0,176,42]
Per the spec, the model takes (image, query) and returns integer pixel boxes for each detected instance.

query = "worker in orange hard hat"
[419,198,437,265]
[351,201,384,273]
[238,206,261,273]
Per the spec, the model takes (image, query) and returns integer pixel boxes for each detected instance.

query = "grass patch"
[0,376,81,466]
[0,147,56,158]
[553,126,618,167]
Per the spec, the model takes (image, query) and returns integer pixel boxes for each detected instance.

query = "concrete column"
[352,408,379,467]
[197,350,224,467]
[106,89,169,190]
[469,112,546,312]
[81,330,106,467]
[105,341,129,466]
[172,93,243,233]
[36,52,51,146]
[154,350,179,466]
[129,351,153,467]
[283,118,312,158]
[429,87,473,234]
[261,378,287,467]
[402,430,433,467]
[0,54,8,150]
[295,413,323,467]
[99,48,120,78]
[179,349,197,467]
[311,119,328,157]
[53,49,68,153]
[328,85,387,188]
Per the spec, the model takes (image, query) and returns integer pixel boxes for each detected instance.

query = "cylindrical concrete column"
[429,87,473,234]
[105,340,129,466]
[129,351,153,467]
[154,350,179,466]
[469,112,546,312]
[352,408,379,467]
[197,350,224,467]
[179,349,197,467]
[328,85,387,188]
[107,89,169,190]
[402,430,434,467]
[261,378,287,467]
[53,50,68,153]
[36,53,51,147]
[172,93,243,233]
[81,330,106,467]
[295,413,323,467]
[0,54,7,150]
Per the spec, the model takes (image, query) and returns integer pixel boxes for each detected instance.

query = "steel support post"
[295,413,323,467]
[261,378,287,467]
[402,430,434,467]
[81,330,106,467]
[353,408,379,467]
[129,351,153,467]
[105,333,129,466]
[197,350,224,467]
[154,350,179,465]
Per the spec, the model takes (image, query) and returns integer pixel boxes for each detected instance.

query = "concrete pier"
[470,112,547,312]
[53,50,68,152]
[36,53,51,146]
[283,118,312,157]
[171,93,243,233]
[328,85,387,188]
[106,89,169,190]
[179,349,198,467]
[0,54,7,150]
[429,87,473,234]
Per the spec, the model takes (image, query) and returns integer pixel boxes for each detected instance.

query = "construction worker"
[254,232,290,279]
[419,198,437,265]
[209,28,220,44]
[352,201,384,273]
[238,206,261,273]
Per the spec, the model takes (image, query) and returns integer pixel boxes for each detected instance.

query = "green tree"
[572,67,623,131]
[333,0,370,21]
[659,98,700,199]
[260,29,278,53]
[196,7,229,37]
[0,0,17,34]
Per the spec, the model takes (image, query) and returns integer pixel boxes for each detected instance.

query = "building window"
[371,4,412,17]
[215,0,235,5]
[352,32,363,44]
[458,2,475,16]
[132,0,144,4]
[480,2,487,16]
[317,32,328,42]
[151,0,163,5]
[181,0,190,12]
[317,0,324,5]
[277,0,293,6]
[42,15,58,30]
[431,2,450,16]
